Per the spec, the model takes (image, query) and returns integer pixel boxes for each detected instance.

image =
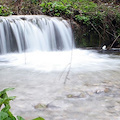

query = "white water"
[0,15,120,72]
[0,15,73,54]
[0,49,120,72]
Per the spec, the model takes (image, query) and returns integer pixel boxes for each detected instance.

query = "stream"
[0,49,120,120]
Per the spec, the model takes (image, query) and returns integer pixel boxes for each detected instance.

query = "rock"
[67,94,74,98]
[104,88,111,93]
[34,103,59,109]
[80,92,86,98]
[66,92,86,98]
[95,89,103,94]
[95,88,111,94]
[87,91,94,96]
[34,103,47,109]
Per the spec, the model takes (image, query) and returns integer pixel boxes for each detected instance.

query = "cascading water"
[0,15,120,72]
[0,15,74,54]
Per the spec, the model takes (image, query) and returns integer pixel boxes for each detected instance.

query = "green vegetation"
[0,5,12,16]
[40,1,72,17]
[40,0,98,17]
[0,88,45,120]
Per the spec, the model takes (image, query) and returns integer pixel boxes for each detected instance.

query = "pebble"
[104,88,111,93]
[34,103,47,109]
[67,92,86,98]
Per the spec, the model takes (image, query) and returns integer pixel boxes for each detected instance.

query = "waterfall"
[0,15,74,54]
[0,15,120,72]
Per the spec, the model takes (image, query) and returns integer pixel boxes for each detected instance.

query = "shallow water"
[0,49,120,120]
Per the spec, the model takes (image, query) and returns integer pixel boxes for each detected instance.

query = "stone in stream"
[104,88,111,93]
[95,88,111,94]
[66,92,86,98]
[34,103,47,109]
[34,103,60,110]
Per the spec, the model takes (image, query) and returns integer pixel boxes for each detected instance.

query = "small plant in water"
[0,88,45,120]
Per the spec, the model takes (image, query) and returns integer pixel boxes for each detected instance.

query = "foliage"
[40,1,72,17]
[0,5,12,16]
[0,88,45,120]
[31,0,40,4]
[75,15,90,25]
[79,0,97,13]
[39,0,97,17]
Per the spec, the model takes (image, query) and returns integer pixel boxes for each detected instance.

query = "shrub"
[0,88,45,120]
[0,5,12,16]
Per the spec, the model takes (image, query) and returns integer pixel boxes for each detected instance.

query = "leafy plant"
[31,0,39,4]
[0,88,45,120]
[79,0,97,13]
[0,5,12,16]
[75,15,90,25]
[40,1,72,16]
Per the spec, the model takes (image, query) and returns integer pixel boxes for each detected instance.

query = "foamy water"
[0,49,120,72]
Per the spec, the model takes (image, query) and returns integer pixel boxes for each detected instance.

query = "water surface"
[0,49,120,120]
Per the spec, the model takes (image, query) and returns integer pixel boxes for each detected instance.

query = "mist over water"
[0,49,120,72]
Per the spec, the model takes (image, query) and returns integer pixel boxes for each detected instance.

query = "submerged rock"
[104,88,111,93]
[66,92,86,99]
[34,103,60,110]
[34,103,47,109]
[95,88,111,94]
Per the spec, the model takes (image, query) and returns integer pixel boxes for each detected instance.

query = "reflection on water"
[0,49,120,120]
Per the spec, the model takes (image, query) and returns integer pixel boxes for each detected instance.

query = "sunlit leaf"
[32,117,45,120]
[1,104,10,112]
[0,111,8,120]
[0,88,15,96]
[17,116,25,120]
